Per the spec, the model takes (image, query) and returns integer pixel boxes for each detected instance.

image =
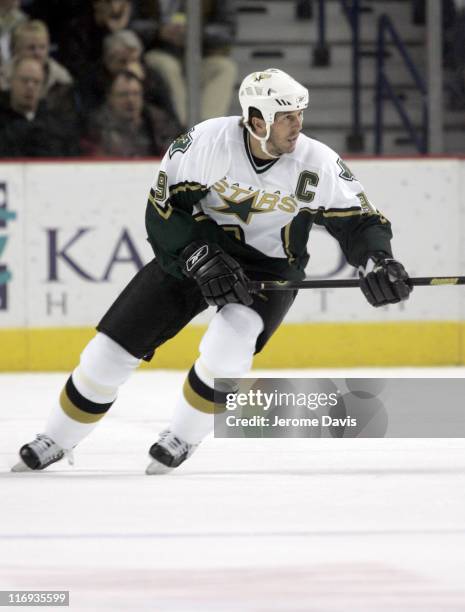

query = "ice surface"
[1,369,465,611]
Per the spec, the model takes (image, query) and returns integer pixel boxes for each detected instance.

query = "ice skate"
[146,429,198,474]
[11,434,72,472]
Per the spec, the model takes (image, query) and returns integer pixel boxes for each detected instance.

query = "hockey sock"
[45,371,115,450]
[169,360,229,445]
[45,333,140,450]
[169,304,264,445]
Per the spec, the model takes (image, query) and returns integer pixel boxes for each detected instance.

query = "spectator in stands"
[0,0,27,65]
[3,20,77,116]
[78,28,176,120]
[57,0,135,86]
[145,0,237,125]
[82,70,180,157]
[0,56,80,156]
[19,0,83,49]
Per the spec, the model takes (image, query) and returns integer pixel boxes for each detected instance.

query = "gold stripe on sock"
[182,378,225,414]
[59,388,107,424]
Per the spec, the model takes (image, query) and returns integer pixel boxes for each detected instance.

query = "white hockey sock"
[169,305,264,445]
[45,333,140,450]
[46,398,99,451]
[169,360,218,444]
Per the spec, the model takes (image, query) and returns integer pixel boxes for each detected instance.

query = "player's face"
[267,110,304,155]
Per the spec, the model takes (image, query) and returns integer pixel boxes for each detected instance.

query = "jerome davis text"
[225,415,357,427]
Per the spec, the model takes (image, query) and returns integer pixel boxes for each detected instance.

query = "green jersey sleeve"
[145,119,231,277]
[313,156,393,267]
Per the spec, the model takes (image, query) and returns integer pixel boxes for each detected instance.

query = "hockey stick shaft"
[248,276,465,292]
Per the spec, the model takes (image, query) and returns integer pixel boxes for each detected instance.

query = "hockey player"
[12,68,412,474]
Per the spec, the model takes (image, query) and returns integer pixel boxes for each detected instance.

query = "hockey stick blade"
[248,276,465,292]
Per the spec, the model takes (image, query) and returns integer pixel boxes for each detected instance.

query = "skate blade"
[11,460,33,472]
[145,459,174,475]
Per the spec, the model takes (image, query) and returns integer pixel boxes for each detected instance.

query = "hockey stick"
[248,276,465,292]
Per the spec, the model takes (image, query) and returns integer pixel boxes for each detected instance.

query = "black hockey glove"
[181,242,253,307]
[359,252,412,307]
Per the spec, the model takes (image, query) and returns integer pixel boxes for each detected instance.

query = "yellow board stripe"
[59,387,105,424]
[0,322,463,371]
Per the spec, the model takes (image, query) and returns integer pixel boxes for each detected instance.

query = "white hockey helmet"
[239,68,309,157]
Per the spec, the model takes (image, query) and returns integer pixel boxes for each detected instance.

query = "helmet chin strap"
[244,122,280,159]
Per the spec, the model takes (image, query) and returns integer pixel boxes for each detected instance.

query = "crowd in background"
[0,0,237,158]
[1,0,465,158]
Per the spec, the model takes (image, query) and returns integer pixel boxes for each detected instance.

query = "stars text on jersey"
[210,178,298,224]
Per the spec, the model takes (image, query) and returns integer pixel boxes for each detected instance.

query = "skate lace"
[34,434,73,465]
[34,434,57,454]
[159,430,190,455]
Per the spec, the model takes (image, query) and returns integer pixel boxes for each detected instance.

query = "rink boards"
[0,158,464,370]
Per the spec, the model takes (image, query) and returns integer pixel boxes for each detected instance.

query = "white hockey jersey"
[146,116,392,280]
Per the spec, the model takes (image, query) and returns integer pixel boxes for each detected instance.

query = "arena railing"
[374,13,428,154]
[314,0,364,152]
